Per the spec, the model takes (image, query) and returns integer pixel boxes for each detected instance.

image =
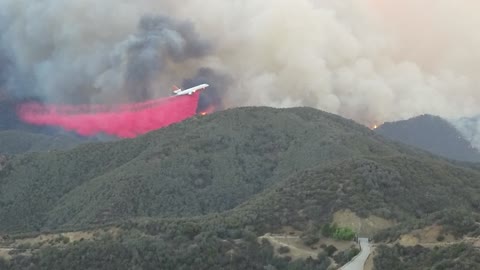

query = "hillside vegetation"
[374,243,480,270]
[1,107,418,233]
[1,107,480,234]
[0,130,87,155]
[1,107,480,269]
[218,155,480,235]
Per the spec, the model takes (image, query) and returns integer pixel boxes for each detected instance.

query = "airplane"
[172,84,209,96]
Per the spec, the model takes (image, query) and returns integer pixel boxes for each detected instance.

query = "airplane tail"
[172,85,181,94]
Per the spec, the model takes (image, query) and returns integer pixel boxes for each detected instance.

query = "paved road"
[341,238,371,270]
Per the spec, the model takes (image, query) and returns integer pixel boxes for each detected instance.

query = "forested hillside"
[0,130,87,155]
[0,107,416,232]
[374,243,480,270]
[1,107,480,269]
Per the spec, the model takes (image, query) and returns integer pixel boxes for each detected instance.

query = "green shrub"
[324,245,338,256]
[302,234,320,246]
[333,227,356,241]
[333,247,360,265]
[321,223,337,237]
[16,242,31,250]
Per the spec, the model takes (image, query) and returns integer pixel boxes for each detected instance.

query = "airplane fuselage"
[173,84,209,96]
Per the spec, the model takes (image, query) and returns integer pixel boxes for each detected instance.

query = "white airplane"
[172,84,209,96]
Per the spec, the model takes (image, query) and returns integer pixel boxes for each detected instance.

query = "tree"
[324,245,337,256]
[333,227,356,241]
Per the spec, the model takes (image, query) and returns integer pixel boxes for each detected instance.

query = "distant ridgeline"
[376,114,480,162]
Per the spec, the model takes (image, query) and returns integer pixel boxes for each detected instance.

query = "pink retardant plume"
[17,92,201,138]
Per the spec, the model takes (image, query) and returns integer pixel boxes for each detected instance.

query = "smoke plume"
[96,15,211,102]
[182,68,230,113]
[1,0,480,137]
[451,116,480,150]
[0,1,210,104]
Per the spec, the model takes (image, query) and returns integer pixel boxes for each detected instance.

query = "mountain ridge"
[1,107,479,234]
[376,114,480,162]
[1,106,480,269]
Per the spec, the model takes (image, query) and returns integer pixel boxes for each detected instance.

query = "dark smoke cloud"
[0,98,49,132]
[0,50,11,93]
[182,68,231,113]
[114,15,211,102]
[0,7,211,104]
[0,99,19,130]
[0,8,214,134]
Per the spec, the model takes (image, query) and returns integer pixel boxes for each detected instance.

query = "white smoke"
[450,116,480,150]
[1,0,480,129]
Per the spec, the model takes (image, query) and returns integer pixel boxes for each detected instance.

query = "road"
[341,238,370,270]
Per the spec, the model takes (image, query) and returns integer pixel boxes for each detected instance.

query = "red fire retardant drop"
[17,92,201,138]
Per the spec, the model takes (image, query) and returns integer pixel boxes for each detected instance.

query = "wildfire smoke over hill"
[1,0,480,140]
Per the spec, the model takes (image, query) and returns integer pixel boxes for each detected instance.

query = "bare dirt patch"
[260,233,319,260]
[398,225,455,246]
[363,248,376,270]
[473,238,480,248]
[11,227,120,249]
[259,230,358,262]
[0,248,12,260]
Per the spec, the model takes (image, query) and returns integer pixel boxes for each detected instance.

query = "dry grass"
[333,209,395,237]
